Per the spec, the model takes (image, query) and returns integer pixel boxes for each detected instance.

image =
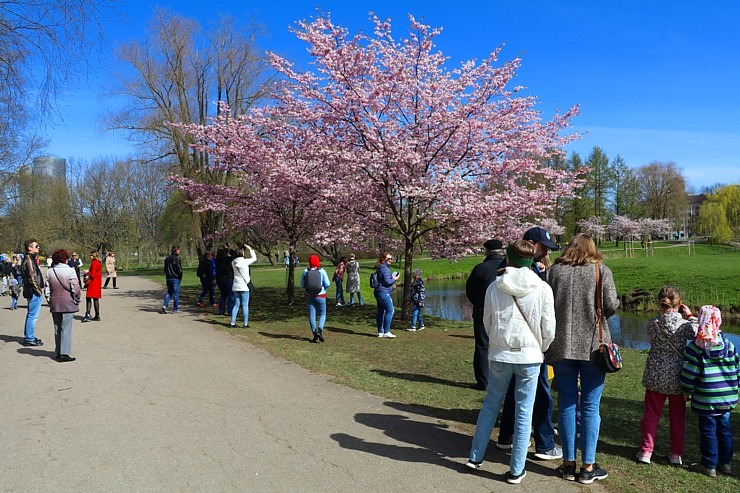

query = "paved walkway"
[0,276,603,492]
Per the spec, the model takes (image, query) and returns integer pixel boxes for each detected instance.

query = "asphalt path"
[0,275,603,492]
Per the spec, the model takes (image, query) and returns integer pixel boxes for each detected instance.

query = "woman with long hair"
[546,234,620,484]
[83,250,103,322]
[373,252,400,338]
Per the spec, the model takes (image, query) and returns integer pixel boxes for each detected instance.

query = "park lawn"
[135,259,740,493]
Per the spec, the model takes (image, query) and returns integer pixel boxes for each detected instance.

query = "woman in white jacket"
[466,240,556,484]
[231,246,257,328]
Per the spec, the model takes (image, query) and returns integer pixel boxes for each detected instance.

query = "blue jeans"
[11,295,18,309]
[499,362,556,452]
[164,278,181,311]
[335,278,345,304]
[306,296,327,333]
[552,359,606,464]
[697,412,734,469]
[470,361,540,476]
[374,291,394,334]
[231,290,250,326]
[349,291,364,305]
[410,303,424,329]
[24,293,42,342]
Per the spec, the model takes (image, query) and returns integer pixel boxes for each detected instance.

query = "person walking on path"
[466,240,556,485]
[496,227,562,459]
[103,251,118,289]
[45,249,81,362]
[345,254,363,306]
[197,251,217,307]
[465,239,505,390]
[680,305,739,478]
[83,250,103,322]
[300,254,331,343]
[374,252,399,339]
[546,234,620,484]
[20,238,45,346]
[162,246,183,314]
[231,246,257,328]
[636,286,698,466]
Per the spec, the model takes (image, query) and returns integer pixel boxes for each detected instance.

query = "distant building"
[32,156,66,181]
[684,194,706,237]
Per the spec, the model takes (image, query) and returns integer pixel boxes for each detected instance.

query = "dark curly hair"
[51,249,69,265]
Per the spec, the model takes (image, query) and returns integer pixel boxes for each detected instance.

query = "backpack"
[369,269,379,289]
[304,269,322,295]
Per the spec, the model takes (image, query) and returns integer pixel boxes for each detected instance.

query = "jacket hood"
[495,266,543,297]
[705,333,732,360]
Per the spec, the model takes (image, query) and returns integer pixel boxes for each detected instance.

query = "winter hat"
[695,305,722,350]
[506,244,533,268]
[483,239,503,251]
[308,254,321,269]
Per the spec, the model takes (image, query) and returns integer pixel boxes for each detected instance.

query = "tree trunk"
[286,242,297,305]
[400,238,414,320]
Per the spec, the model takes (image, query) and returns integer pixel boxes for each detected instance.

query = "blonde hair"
[376,252,392,268]
[89,250,100,260]
[658,286,682,310]
[554,234,604,266]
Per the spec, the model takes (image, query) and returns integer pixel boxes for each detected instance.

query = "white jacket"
[483,266,556,364]
[232,249,257,292]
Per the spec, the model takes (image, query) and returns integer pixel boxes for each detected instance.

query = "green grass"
[131,255,740,493]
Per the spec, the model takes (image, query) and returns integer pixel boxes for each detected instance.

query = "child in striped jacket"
[680,305,740,477]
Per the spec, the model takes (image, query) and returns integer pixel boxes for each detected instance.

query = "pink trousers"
[639,389,687,457]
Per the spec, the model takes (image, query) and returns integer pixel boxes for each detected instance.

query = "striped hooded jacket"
[680,332,740,416]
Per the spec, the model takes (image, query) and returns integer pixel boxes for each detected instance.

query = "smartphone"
[393,271,399,277]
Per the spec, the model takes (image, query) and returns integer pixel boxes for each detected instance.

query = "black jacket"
[465,253,505,312]
[164,254,182,280]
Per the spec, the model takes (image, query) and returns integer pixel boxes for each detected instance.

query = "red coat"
[86,258,103,299]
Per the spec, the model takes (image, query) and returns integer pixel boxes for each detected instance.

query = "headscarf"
[308,254,321,269]
[695,305,722,350]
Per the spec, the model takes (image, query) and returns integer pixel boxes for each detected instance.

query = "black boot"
[316,329,325,343]
[82,313,91,322]
[311,332,318,343]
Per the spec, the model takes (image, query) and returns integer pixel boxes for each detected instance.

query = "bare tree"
[107,9,274,254]
[636,160,688,230]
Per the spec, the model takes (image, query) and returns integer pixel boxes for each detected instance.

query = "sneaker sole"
[578,473,607,484]
[506,471,526,484]
[464,462,481,470]
[534,452,563,460]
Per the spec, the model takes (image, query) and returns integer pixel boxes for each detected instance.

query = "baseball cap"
[523,227,560,251]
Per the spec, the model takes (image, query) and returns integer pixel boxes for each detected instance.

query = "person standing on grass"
[636,286,698,466]
[546,234,619,484]
[345,254,363,306]
[82,250,103,322]
[300,254,331,343]
[465,239,505,390]
[407,269,425,332]
[374,252,399,339]
[161,246,182,314]
[231,246,257,328]
[20,238,45,346]
[465,240,556,485]
[680,305,739,478]
[216,244,236,316]
[197,251,217,307]
[333,256,347,306]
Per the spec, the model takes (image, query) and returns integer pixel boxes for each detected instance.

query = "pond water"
[392,279,740,350]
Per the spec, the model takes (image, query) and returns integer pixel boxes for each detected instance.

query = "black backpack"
[304,269,322,295]
[369,269,379,289]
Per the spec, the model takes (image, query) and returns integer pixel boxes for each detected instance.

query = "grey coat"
[46,263,81,313]
[546,262,620,364]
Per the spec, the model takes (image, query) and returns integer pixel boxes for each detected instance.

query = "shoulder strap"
[52,267,75,298]
[596,261,604,344]
[512,296,540,341]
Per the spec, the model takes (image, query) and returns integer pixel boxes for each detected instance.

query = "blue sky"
[48,0,740,191]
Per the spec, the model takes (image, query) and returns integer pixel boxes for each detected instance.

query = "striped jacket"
[680,332,740,416]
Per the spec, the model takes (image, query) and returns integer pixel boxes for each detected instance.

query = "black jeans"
[472,310,489,387]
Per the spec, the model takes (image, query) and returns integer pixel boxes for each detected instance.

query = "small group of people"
[331,255,363,307]
[464,226,739,485]
[638,289,738,478]
[17,238,106,363]
[172,243,257,328]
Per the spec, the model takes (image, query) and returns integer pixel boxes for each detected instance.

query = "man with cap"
[496,226,563,460]
[465,239,505,390]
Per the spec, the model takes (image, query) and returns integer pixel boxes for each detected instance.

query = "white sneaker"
[406,327,417,332]
[383,332,397,339]
[377,333,384,338]
[465,460,482,470]
[418,325,425,331]
[534,446,563,460]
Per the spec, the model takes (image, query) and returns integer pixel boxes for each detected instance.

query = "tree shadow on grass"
[447,334,474,340]
[329,326,379,338]
[257,331,309,342]
[371,369,471,389]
